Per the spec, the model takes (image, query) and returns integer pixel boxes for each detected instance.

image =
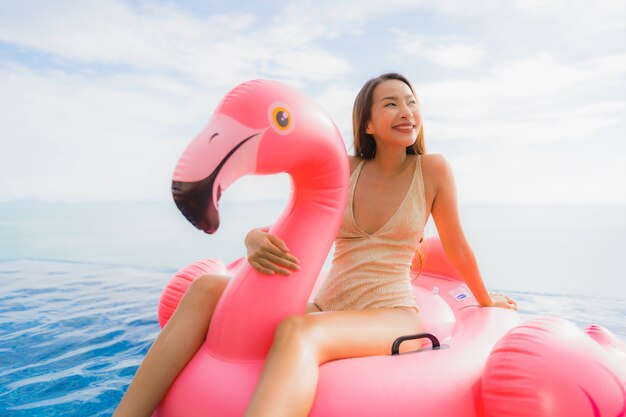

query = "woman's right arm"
[245,227,300,275]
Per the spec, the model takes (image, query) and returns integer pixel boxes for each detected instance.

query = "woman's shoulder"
[420,153,452,185]
[420,153,449,171]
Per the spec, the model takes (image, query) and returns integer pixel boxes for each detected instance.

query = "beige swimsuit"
[313,155,427,312]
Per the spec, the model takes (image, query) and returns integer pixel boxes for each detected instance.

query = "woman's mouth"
[393,123,415,133]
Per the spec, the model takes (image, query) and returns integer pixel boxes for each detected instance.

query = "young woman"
[114,72,517,417]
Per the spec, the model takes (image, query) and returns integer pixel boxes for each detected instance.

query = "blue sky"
[1,0,624,204]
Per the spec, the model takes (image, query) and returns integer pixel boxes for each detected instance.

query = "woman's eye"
[385,102,396,107]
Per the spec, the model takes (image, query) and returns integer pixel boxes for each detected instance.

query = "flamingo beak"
[172,173,221,234]
[171,124,261,234]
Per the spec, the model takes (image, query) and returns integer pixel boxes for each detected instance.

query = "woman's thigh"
[300,307,423,363]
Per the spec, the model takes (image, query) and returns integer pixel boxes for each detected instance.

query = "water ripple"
[0,259,624,416]
[0,260,164,417]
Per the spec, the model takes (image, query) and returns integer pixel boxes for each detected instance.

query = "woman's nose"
[399,103,412,118]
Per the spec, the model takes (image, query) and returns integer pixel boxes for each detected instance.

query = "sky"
[0,0,625,204]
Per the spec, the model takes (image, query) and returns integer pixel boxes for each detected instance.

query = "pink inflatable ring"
[155,80,626,417]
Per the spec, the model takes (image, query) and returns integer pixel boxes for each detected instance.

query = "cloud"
[512,0,625,28]
[391,31,486,69]
[0,0,353,86]
[411,52,626,204]
[0,1,358,202]
[0,61,213,201]
[0,61,343,203]
[313,84,359,148]
[419,52,626,137]
[0,0,624,205]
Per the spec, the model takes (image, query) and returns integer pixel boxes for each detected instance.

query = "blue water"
[0,201,625,416]
[0,260,165,416]
[1,260,625,416]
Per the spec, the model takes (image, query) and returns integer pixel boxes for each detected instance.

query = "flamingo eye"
[268,103,294,134]
[274,108,290,129]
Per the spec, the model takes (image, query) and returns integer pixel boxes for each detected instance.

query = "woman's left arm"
[429,154,516,310]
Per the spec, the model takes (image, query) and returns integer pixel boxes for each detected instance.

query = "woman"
[114,73,517,417]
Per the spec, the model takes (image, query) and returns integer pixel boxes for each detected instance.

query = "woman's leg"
[244,306,423,417]
[113,274,230,417]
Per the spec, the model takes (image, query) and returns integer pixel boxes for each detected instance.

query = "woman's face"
[366,79,421,149]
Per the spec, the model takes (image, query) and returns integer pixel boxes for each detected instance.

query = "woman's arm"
[429,154,510,308]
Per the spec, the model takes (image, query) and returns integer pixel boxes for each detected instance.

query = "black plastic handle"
[391,333,440,355]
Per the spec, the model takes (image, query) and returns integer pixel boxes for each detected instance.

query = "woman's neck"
[370,146,411,177]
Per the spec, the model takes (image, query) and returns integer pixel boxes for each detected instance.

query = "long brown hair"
[353,73,425,159]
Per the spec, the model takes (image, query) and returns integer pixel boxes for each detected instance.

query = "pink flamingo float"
[154,80,625,417]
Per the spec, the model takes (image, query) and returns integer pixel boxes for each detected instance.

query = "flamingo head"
[171,80,341,233]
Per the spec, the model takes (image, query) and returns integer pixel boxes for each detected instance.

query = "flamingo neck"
[206,140,349,360]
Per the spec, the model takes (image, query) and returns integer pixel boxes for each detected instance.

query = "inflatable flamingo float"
[154,80,626,416]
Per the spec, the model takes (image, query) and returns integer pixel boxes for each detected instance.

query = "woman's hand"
[245,228,300,275]
[488,292,518,310]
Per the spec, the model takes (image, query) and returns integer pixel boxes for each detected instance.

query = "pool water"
[1,259,624,416]
[0,260,164,417]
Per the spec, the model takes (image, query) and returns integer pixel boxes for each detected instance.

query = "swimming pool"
[1,259,624,416]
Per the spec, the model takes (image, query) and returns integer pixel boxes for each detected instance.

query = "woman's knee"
[273,315,318,352]
[188,274,229,299]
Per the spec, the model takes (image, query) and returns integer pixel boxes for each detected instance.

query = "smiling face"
[365,79,422,150]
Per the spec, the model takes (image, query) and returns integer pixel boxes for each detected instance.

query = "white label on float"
[448,286,470,302]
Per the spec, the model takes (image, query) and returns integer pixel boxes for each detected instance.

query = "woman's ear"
[365,121,373,135]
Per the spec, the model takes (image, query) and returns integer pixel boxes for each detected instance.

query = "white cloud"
[0,1,360,203]
[313,84,359,149]
[0,62,213,201]
[420,52,626,135]
[0,0,624,205]
[413,52,626,204]
[0,0,353,86]
[391,32,486,69]
[451,136,626,205]
[0,61,345,203]
[513,0,625,28]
